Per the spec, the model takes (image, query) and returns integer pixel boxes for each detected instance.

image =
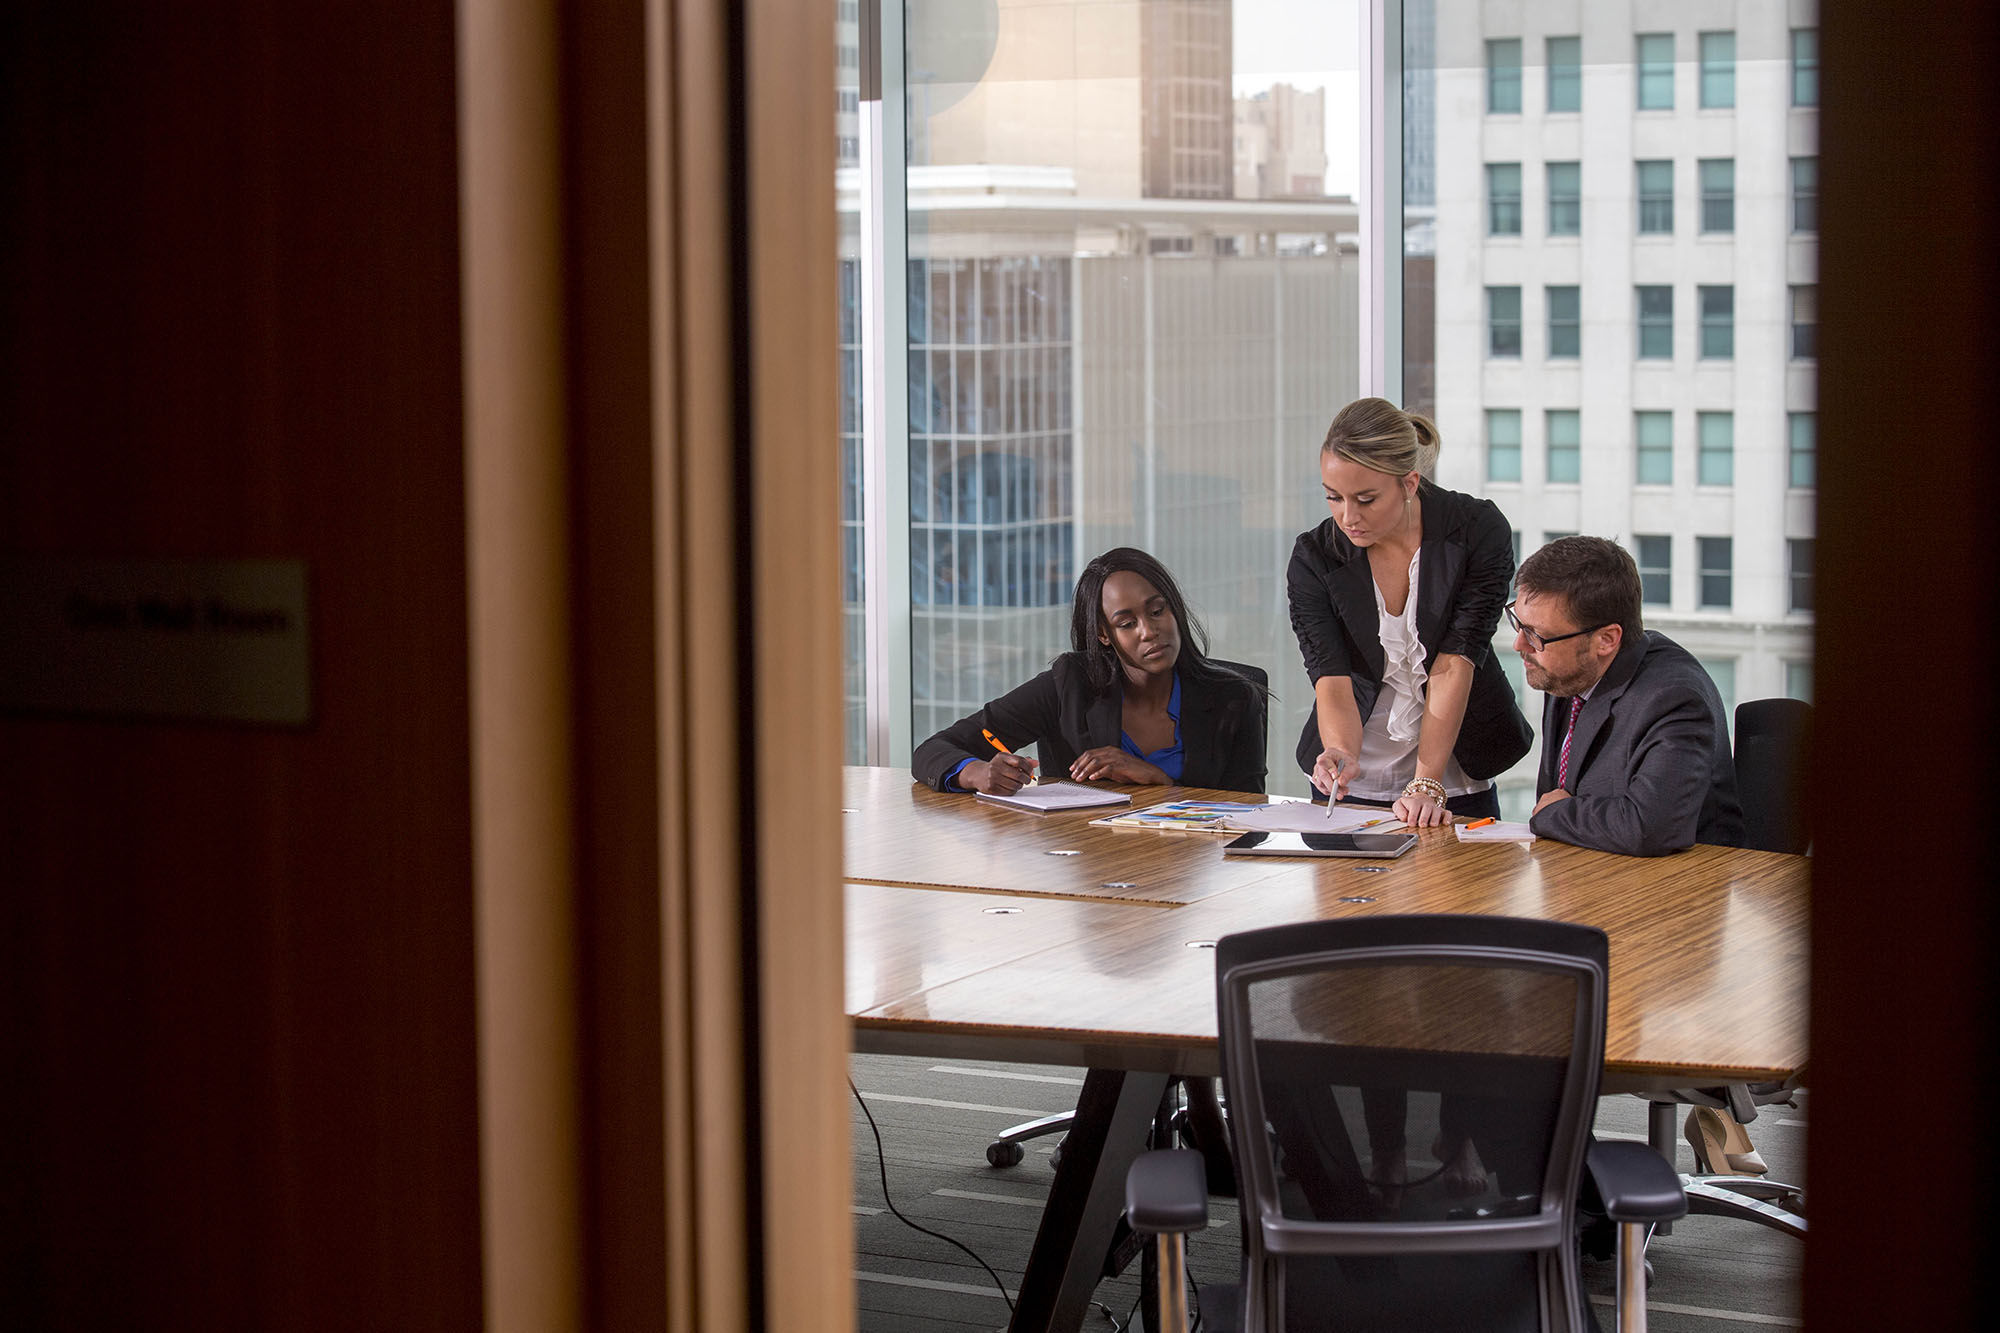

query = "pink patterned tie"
[1557,696,1584,789]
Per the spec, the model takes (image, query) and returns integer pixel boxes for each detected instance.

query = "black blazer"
[1286,480,1532,781]
[911,653,1269,795]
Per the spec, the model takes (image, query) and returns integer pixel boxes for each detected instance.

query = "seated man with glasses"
[1509,536,1743,856]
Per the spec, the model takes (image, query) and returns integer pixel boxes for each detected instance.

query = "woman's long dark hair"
[1068,547,1266,700]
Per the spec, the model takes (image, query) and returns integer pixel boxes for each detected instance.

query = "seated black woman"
[911,547,1268,1193]
[911,546,1269,796]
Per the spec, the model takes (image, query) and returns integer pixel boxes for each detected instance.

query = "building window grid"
[1636,160,1673,234]
[1546,410,1580,484]
[1699,158,1734,233]
[1637,285,1673,359]
[1792,156,1818,232]
[1789,538,1815,612]
[1699,31,1735,109]
[1635,411,1672,485]
[1487,286,1522,358]
[1547,162,1581,236]
[1546,285,1579,359]
[1488,39,1523,114]
[1487,162,1522,235]
[1699,285,1734,359]
[1547,36,1582,112]
[1698,537,1733,610]
[1698,411,1734,486]
[1636,33,1674,110]
[1635,535,1671,606]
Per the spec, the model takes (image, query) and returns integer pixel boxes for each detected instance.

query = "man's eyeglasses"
[1505,602,1609,652]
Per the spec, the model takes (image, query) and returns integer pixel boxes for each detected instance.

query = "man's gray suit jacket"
[1530,629,1745,857]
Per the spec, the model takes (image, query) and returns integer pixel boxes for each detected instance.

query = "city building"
[1234,82,1330,200]
[1411,0,1818,815]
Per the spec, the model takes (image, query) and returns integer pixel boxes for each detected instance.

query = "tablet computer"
[1222,831,1418,859]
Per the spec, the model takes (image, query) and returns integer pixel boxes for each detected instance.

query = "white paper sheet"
[974,781,1132,812]
[1453,821,1536,843]
[1219,803,1407,834]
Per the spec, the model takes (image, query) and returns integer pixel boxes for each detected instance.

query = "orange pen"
[981,728,1037,785]
[1466,817,1497,829]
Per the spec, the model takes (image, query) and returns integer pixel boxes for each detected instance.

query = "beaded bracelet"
[1402,776,1448,807]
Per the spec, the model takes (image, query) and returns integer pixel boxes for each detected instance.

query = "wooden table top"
[843,767,1809,1093]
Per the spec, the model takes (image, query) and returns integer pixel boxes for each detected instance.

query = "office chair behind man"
[1637,698,1811,1239]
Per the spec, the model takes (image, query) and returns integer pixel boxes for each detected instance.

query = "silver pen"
[1325,757,1341,820]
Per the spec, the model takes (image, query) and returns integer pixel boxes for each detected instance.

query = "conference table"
[841,766,1809,1332]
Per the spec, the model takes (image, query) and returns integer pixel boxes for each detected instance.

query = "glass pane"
[1487,162,1522,234]
[1699,31,1735,109]
[1699,158,1734,233]
[1636,285,1672,358]
[1546,36,1581,112]
[1789,413,1816,488]
[1546,162,1580,236]
[838,5,865,762]
[1698,412,1733,485]
[1699,285,1733,359]
[1791,156,1818,232]
[1636,33,1674,109]
[1546,285,1579,358]
[896,0,1363,795]
[1792,28,1820,107]
[1487,38,1522,113]
[1636,160,1673,234]
[1487,286,1521,357]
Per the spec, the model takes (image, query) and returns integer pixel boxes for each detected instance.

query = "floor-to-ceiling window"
[844,0,1366,794]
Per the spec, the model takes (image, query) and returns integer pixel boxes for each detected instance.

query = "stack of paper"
[974,782,1132,814]
[1453,821,1536,843]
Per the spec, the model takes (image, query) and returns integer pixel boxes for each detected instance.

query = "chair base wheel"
[986,1141,1024,1168]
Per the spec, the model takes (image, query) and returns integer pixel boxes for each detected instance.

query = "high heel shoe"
[1685,1106,1769,1176]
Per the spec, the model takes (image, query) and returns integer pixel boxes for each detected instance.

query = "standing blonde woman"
[1288,397,1532,825]
[1288,397,1538,1196]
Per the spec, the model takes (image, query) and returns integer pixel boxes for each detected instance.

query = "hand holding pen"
[965,728,1039,796]
[1312,747,1355,813]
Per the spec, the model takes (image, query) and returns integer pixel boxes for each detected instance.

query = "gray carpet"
[851,1053,1804,1332]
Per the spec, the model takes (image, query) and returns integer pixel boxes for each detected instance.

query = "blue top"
[946,672,1187,789]
[1120,673,1184,782]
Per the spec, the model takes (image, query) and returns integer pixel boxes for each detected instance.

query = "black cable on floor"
[850,1077,1016,1314]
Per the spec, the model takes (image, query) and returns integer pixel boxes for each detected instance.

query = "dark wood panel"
[0,5,479,1328]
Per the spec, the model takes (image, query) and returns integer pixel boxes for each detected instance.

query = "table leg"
[1009,1068,1171,1333]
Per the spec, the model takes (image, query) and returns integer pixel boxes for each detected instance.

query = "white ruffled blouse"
[1346,550,1485,800]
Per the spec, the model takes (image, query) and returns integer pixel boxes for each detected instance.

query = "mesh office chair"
[1635,699,1811,1239]
[985,660,1267,1175]
[1126,915,1686,1332]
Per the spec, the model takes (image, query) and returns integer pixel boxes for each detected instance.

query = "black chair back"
[1215,915,1608,1332]
[1734,699,1812,854]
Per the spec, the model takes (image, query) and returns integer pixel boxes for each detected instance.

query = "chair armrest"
[1587,1141,1688,1225]
[1125,1149,1208,1235]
